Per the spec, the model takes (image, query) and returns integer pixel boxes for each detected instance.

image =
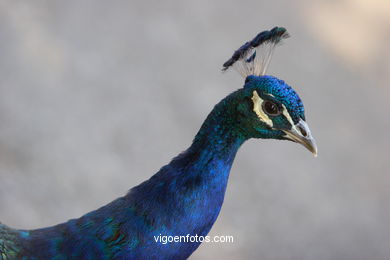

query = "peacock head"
[222,27,317,156]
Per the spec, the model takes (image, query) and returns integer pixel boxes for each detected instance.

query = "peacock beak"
[283,119,318,157]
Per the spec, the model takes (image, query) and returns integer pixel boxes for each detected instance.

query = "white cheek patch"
[251,90,273,128]
[281,104,295,127]
[281,104,303,139]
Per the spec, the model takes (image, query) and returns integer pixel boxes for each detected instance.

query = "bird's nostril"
[298,125,308,137]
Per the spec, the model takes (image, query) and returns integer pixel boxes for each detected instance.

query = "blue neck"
[15,100,248,260]
[131,107,246,232]
[121,103,247,258]
[146,104,246,245]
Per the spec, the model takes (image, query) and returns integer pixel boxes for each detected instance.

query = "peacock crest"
[222,27,289,78]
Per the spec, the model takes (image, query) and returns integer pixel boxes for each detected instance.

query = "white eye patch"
[281,104,295,127]
[251,90,274,128]
[251,90,295,129]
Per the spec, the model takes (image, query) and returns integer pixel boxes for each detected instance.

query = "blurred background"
[0,0,389,259]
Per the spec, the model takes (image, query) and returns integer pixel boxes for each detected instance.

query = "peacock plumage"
[0,27,317,260]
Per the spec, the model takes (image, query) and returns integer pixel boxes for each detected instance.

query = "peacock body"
[0,27,316,260]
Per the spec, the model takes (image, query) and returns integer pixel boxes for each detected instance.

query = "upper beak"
[283,119,318,157]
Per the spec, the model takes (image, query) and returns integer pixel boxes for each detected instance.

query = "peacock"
[0,27,317,260]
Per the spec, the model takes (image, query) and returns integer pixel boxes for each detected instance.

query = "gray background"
[0,1,389,259]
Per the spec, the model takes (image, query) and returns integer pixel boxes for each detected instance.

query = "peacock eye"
[262,101,281,116]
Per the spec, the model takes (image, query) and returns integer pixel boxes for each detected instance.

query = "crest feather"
[222,27,289,77]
